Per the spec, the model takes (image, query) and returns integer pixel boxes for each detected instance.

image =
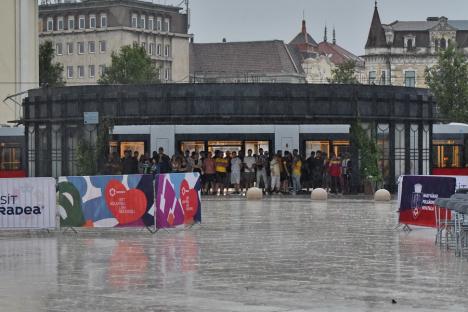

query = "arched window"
[440,38,447,49]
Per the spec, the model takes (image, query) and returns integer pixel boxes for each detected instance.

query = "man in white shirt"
[242,149,256,193]
[230,151,242,194]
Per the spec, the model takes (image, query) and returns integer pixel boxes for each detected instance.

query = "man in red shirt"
[328,153,342,194]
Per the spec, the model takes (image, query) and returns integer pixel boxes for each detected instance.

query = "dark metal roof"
[365,6,388,48]
[190,40,304,76]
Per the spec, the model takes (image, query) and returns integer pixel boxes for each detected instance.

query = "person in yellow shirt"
[292,155,302,195]
[214,150,228,195]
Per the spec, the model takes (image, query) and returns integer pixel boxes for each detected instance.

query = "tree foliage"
[328,60,359,84]
[425,43,468,122]
[39,41,65,87]
[98,44,160,84]
[350,122,382,184]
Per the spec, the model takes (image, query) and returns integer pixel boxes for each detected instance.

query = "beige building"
[289,21,365,84]
[0,0,39,125]
[39,0,191,86]
[363,3,468,88]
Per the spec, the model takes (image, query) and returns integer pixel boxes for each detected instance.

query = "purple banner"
[155,173,202,229]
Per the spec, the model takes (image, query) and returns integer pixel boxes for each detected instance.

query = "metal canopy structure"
[24,83,434,125]
[23,83,436,191]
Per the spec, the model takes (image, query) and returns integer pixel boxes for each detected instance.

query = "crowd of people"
[104,147,353,196]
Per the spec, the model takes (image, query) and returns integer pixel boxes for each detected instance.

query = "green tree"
[98,44,160,84]
[426,43,468,122]
[350,122,382,193]
[39,41,65,87]
[328,60,359,84]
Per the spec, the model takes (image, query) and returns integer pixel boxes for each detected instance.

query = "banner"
[155,173,202,229]
[398,176,456,228]
[0,177,56,229]
[58,175,154,228]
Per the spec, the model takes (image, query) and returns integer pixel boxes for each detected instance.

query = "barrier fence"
[0,173,201,232]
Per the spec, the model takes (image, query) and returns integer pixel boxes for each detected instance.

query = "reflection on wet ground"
[0,199,467,311]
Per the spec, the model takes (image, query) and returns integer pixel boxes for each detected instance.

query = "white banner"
[0,178,56,229]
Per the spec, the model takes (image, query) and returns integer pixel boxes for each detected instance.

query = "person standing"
[256,148,268,192]
[242,149,256,193]
[202,151,216,195]
[230,151,242,194]
[214,151,228,195]
[121,150,134,175]
[281,151,292,194]
[292,154,302,195]
[270,154,281,194]
[190,151,203,174]
[306,151,316,191]
[313,151,324,188]
[157,147,172,174]
[328,153,342,194]
[341,153,352,194]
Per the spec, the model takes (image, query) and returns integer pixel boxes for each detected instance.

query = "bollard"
[246,187,263,200]
[311,188,328,201]
[374,189,391,202]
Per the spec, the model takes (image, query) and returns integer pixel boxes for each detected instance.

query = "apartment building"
[39,0,191,85]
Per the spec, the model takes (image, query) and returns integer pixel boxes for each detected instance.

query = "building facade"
[289,21,365,84]
[363,4,468,88]
[0,0,39,125]
[38,0,191,85]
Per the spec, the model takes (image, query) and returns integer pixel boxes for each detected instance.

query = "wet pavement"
[1,198,468,312]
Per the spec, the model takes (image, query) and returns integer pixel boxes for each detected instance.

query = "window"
[79,15,85,29]
[100,14,107,28]
[404,71,416,87]
[68,16,75,30]
[77,42,85,54]
[57,17,64,31]
[0,143,22,171]
[89,65,95,78]
[164,44,170,57]
[99,40,106,53]
[156,17,162,31]
[99,65,106,76]
[131,14,138,28]
[157,43,162,56]
[407,39,413,50]
[149,43,154,55]
[440,38,447,49]
[164,18,170,32]
[149,17,154,30]
[56,43,63,55]
[47,18,54,31]
[164,68,170,81]
[141,42,146,51]
[88,41,95,53]
[89,15,96,29]
[368,71,376,84]
[67,42,74,54]
[78,65,85,78]
[67,66,74,79]
[140,15,146,29]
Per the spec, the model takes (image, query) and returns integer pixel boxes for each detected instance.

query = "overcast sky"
[151,0,468,56]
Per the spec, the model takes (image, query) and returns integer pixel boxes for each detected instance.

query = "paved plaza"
[1,198,468,311]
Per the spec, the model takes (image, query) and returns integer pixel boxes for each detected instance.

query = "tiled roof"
[317,42,364,67]
[190,40,304,76]
[387,21,439,31]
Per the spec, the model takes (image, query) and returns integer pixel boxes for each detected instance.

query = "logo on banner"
[0,194,44,216]
[105,180,147,225]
